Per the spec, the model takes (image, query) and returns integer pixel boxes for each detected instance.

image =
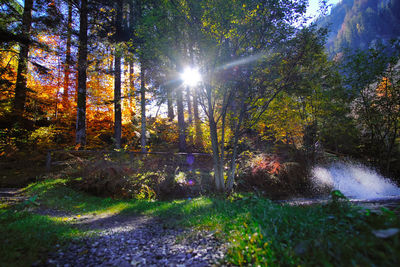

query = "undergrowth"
[1,179,399,266]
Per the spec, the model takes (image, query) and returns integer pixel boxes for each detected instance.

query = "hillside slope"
[317,0,400,55]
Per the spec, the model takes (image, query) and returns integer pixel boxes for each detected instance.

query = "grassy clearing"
[1,179,400,266]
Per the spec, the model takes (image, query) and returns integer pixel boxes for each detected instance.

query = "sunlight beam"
[180,67,202,86]
[216,52,267,71]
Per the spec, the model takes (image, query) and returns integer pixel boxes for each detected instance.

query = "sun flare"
[180,67,202,86]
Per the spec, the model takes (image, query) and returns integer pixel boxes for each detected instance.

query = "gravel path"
[40,212,227,267]
[0,188,27,204]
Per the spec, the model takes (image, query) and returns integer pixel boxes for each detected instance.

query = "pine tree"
[75,0,88,147]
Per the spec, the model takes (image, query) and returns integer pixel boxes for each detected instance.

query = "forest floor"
[35,208,226,266]
[0,184,227,267]
[1,179,400,266]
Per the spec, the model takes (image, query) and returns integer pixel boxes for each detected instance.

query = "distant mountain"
[316,0,400,55]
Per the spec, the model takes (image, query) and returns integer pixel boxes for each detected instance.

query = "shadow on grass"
[8,178,400,266]
[1,179,231,266]
[0,209,81,266]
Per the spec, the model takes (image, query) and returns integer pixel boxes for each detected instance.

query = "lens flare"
[180,67,202,86]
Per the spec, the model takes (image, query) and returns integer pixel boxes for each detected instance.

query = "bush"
[73,159,173,200]
[73,160,134,198]
[278,162,311,194]
[236,152,311,199]
[68,154,214,200]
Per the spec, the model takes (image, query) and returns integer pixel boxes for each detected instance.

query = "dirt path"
[27,207,225,267]
[0,188,27,204]
[43,212,225,266]
[1,188,227,266]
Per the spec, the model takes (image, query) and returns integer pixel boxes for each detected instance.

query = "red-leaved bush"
[249,154,282,175]
[236,152,312,199]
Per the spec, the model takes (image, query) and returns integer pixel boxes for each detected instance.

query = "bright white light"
[180,67,202,86]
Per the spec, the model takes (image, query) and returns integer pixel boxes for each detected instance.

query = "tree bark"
[167,85,174,121]
[13,0,33,118]
[193,89,203,149]
[114,53,122,148]
[226,98,246,192]
[113,0,123,149]
[206,84,224,192]
[177,87,186,152]
[127,0,135,118]
[128,0,134,30]
[75,0,88,147]
[128,61,134,115]
[140,61,147,152]
[188,34,202,149]
[186,86,194,146]
[62,0,72,110]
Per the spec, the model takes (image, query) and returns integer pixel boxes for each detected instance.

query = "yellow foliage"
[258,92,305,146]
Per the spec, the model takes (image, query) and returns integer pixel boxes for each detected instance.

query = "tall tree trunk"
[128,0,134,29]
[13,0,33,118]
[193,89,203,149]
[186,86,194,147]
[177,87,186,152]
[210,119,223,192]
[62,0,72,110]
[75,0,88,147]
[128,60,134,116]
[140,61,146,152]
[114,54,122,148]
[167,85,174,121]
[188,35,202,149]
[128,0,135,119]
[114,0,123,149]
[206,84,224,191]
[226,98,246,192]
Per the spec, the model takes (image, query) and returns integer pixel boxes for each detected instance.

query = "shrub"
[73,159,134,198]
[73,159,169,200]
[68,154,214,200]
[236,152,311,199]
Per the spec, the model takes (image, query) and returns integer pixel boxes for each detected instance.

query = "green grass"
[1,178,400,266]
[0,210,81,266]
